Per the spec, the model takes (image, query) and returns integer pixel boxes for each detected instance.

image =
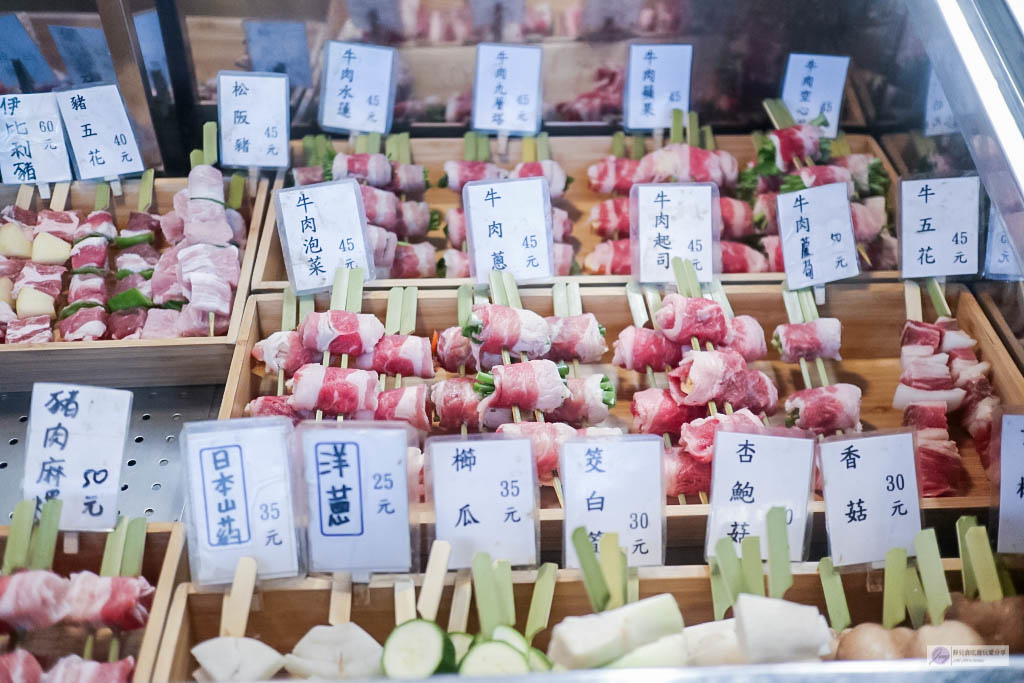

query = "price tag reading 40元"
[560,436,665,568]
[0,93,72,185]
[428,435,538,569]
[819,431,922,567]
[218,70,290,169]
[781,53,849,138]
[463,176,553,284]
[472,43,542,136]
[777,183,860,290]
[630,182,718,284]
[623,43,693,132]
[183,417,300,586]
[900,177,980,280]
[22,383,132,531]
[275,179,375,294]
[55,84,144,180]
[706,430,816,561]
[319,41,397,135]
[996,412,1024,554]
[298,422,414,576]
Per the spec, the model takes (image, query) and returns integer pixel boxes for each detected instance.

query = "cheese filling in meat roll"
[287,365,380,415]
[475,360,570,414]
[464,303,552,357]
[612,325,682,372]
[374,384,432,432]
[785,383,863,434]
[496,421,577,484]
[668,348,749,407]
[355,334,435,378]
[544,313,608,363]
[298,310,386,356]
[544,374,615,427]
[331,152,393,187]
[654,294,730,346]
[772,318,842,363]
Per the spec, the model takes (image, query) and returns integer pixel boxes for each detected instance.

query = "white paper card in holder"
[319,41,397,135]
[984,204,1023,280]
[275,178,375,295]
[22,383,132,530]
[781,53,849,138]
[472,43,542,136]
[623,43,692,132]
[630,182,718,283]
[923,68,957,137]
[820,431,922,567]
[900,176,980,279]
[0,93,72,185]
[996,412,1024,554]
[55,84,144,180]
[463,176,553,284]
[777,183,860,290]
[560,436,665,568]
[299,422,414,576]
[427,435,538,568]
[183,417,301,585]
[218,71,290,169]
[706,430,816,561]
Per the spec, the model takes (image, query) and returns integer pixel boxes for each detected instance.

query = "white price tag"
[22,383,132,531]
[781,53,849,138]
[997,412,1024,554]
[275,179,375,294]
[319,41,396,135]
[984,204,1023,280]
[778,183,860,290]
[560,436,664,568]
[630,183,717,283]
[900,177,980,279]
[218,71,290,169]
[464,176,553,284]
[923,68,957,137]
[472,43,542,136]
[428,436,538,568]
[55,84,144,180]
[623,43,692,131]
[0,93,72,185]
[300,423,413,575]
[706,431,815,561]
[183,417,300,585]
[820,432,922,567]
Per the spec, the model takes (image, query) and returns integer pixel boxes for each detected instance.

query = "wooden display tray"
[154,558,1021,680]
[0,177,270,391]
[250,134,901,291]
[0,521,187,683]
[974,281,1024,377]
[221,282,1019,553]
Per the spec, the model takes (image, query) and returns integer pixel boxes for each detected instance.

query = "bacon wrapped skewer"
[653,294,730,346]
[388,163,429,195]
[63,572,154,631]
[369,224,397,278]
[850,196,887,243]
[663,446,712,497]
[760,122,824,172]
[612,326,682,372]
[0,570,69,629]
[75,209,117,241]
[464,303,551,358]
[445,208,467,250]
[253,330,318,377]
[43,655,135,683]
[797,165,855,198]
[753,193,779,235]
[496,421,577,484]
[830,154,890,196]
[668,349,778,414]
[244,395,309,423]
[544,313,607,363]
[583,239,630,275]
[331,153,393,187]
[5,315,53,344]
[360,186,400,230]
[553,243,576,276]
[720,315,768,362]
[70,236,108,271]
[441,161,508,192]
[475,359,570,415]
[287,365,380,416]
[298,310,385,356]
[720,197,755,240]
[510,160,568,199]
[435,326,476,373]
[355,334,435,379]
[590,197,630,240]
[785,383,862,434]
[635,144,735,187]
[631,388,705,436]
[544,374,615,427]
[0,649,42,683]
[390,242,437,279]
[587,156,639,194]
[721,240,769,273]
[438,248,470,278]
[772,318,842,363]
[58,307,107,342]
[430,377,510,432]
[680,408,765,463]
[375,384,432,432]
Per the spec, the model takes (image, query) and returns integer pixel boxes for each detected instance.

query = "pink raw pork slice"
[158,209,185,244]
[177,303,229,337]
[109,308,148,340]
[150,243,186,305]
[57,307,108,342]
[177,243,240,297]
[141,309,181,339]
[185,272,232,316]
[34,209,79,242]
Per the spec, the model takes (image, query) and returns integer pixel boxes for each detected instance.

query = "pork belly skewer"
[0,500,69,634]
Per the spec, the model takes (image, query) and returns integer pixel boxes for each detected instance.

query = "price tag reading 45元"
[218,70,290,169]
[630,182,718,284]
[428,435,538,568]
[22,383,132,531]
[623,43,693,132]
[472,43,542,136]
[706,431,816,561]
[319,41,397,135]
[183,417,300,585]
[560,436,664,568]
[819,431,922,567]
[900,177,980,279]
[298,422,414,576]
[463,176,553,284]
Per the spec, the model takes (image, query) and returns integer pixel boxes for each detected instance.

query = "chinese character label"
[561,436,664,568]
[55,84,144,180]
[623,43,692,131]
[22,383,132,530]
[984,205,1023,280]
[777,183,859,289]
[780,53,849,138]
[218,71,289,169]
[463,176,553,284]
[900,177,980,279]
[243,20,313,88]
[631,182,716,283]
[472,43,542,136]
[0,93,71,185]
[820,432,921,566]
[428,436,538,568]
[706,431,815,561]
[275,179,374,294]
[997,413,1024,554]
[184,417,299,585]
[923,68,957,136]
[301,424,412,574]
[319,41,396,135]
